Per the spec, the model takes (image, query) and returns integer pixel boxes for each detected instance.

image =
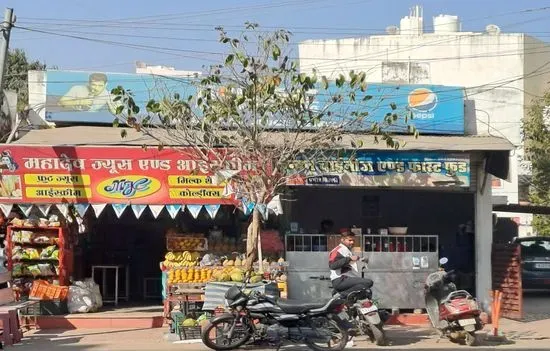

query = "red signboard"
[0,145,254,205]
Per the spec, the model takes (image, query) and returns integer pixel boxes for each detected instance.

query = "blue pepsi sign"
[43,70,464,135]
[311,84,464,135]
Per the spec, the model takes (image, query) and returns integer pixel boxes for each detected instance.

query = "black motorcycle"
[201,275,350,351]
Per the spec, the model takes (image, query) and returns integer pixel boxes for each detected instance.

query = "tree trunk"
[245,208,262,272]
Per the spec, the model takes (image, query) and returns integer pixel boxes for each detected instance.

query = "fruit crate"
[166,236,208,252]
[171,311,202,340]
[29,280,69,300]
[180,326,202,340]
[21,299,69,316]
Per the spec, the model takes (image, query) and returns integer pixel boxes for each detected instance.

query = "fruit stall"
[160,229,288,339]
[6,216,73,315]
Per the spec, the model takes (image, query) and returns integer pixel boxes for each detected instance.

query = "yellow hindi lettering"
[24,174,91,186]
[25,187,92,199]
[168,187,225,199]
[168,175,225,187]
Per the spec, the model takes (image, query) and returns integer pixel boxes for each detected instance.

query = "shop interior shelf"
[13,259,59,262]
[12,242,59,247]
[9,226,61,231]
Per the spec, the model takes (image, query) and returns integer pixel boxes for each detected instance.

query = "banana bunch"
[163,251,201,267]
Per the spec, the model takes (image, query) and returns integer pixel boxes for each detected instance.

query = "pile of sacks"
[67,278,103,313]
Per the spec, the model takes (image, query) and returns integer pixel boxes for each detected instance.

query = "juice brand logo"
[408,88,438,119]
[97,176,161,199]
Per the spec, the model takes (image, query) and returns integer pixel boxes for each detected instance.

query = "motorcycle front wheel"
[201,315,252,351]
[305,318,349,351]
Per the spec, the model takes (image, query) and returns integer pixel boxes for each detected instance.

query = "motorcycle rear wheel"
[201,315,252,351]
[369,323,387,346]
[465,332,476,346]
[305,318,349,351]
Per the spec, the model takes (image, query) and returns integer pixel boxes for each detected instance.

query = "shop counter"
[285,234,439,309]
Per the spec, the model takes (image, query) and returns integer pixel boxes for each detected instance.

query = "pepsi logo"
[408,88,438,112]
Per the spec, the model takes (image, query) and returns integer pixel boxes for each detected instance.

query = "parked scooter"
[424,257,484,346]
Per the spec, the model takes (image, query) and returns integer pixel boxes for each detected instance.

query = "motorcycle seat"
[276,298,328,314]
[332,288,372,301]
[441,290,472,304]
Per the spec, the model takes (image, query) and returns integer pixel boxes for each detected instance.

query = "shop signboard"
[0,145,255,205]
[43,70,464,135]
[286,152,470,188]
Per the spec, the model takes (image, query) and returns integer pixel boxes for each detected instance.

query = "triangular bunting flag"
[18,204,33,217]
[242,198,255,216]
[186,205,202,219]
[256,204,268,221]
[36,204,51,217]
[267,195,283,215]
[112,204,127,218]
[131,204,148,219]
[74,204,89,218]
[55,203,69,219]
[148,205,164,219]
[165,204,181,219]
[91,204,107,217]
[222,183,235,198]
[204,204,220,219]
[0,204,13,218]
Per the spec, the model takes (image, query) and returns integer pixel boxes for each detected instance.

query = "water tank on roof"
[385,25,399,35]
[485,24,501,35]
[433,14,460,33]
[400,5,423,35]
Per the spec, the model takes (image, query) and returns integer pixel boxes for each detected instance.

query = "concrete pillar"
[475,162,493,311]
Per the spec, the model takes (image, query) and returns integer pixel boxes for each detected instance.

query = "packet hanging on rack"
[33,234,52,244]
[22,248,40,260]
[20,231,33,243]
[13,263,24,276]
[38,264,55,276]
[40,245,58,259]
[27,264,41,277]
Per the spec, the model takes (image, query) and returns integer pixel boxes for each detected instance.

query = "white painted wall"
[299,31,550,236]
[475,163,493,311]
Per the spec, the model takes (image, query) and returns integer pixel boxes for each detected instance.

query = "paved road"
[523,291,550,322]
[11,324,550,351]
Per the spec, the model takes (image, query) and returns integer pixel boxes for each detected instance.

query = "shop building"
[12,69,514,327]
[282,138,512,312]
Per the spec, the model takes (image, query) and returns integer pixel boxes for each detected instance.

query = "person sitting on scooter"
[329,230,373,297]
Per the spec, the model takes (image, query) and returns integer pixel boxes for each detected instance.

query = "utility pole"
[0,8,15,105]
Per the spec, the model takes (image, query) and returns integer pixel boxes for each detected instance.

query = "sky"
[3,0,550,73]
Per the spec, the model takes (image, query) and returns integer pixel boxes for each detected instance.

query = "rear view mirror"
[439,257,449,265]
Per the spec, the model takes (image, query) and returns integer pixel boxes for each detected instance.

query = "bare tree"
[112,24,416,271]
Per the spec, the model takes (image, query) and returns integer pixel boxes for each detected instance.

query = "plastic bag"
[67,279,103,313]
[85,278,103,309]
[68,285,94,313]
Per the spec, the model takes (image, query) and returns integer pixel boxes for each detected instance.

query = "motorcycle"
[341,287,388,346]
[424,257,484,346]
[341,257,388,345]
[201,273,350,351]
